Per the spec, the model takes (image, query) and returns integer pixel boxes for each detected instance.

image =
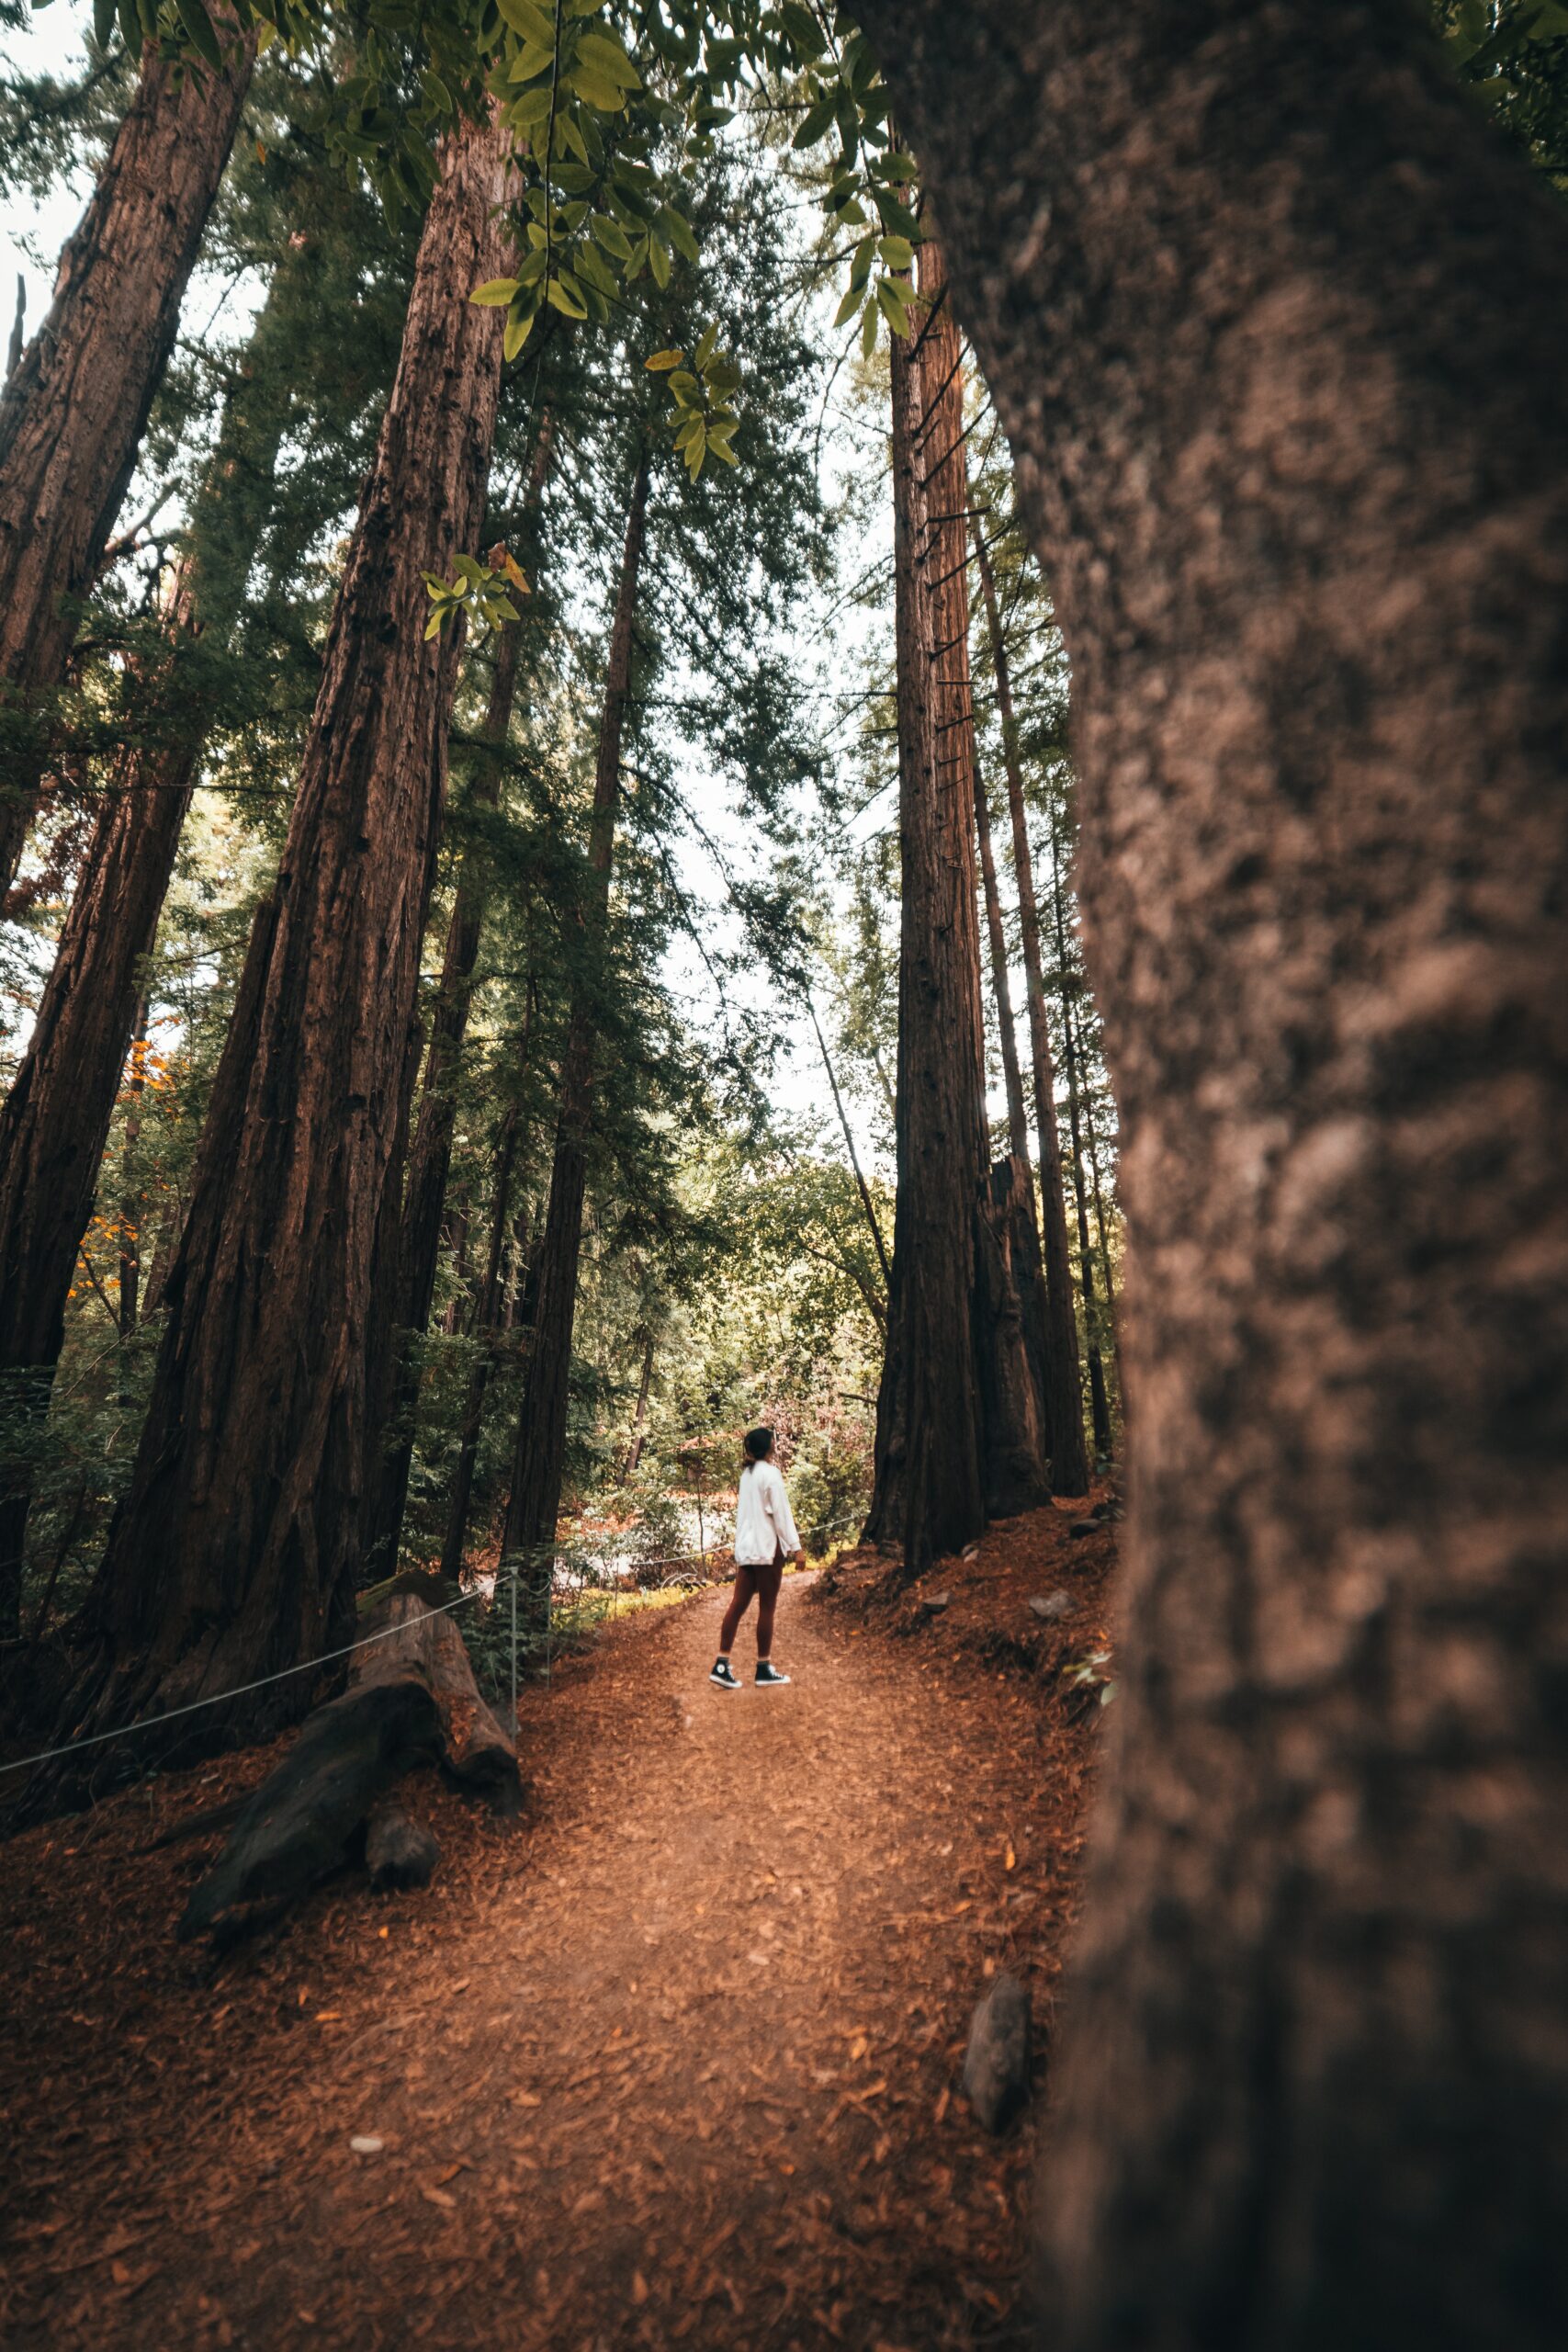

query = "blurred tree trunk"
[22,109,514,1806]
[618,1330,656,1487]
[0,14,256,894]
[859,5,1568,2343]
[501,452,649,1631]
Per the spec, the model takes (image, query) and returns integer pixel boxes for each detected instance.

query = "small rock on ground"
[963,1970,1032,2132]
[1028,1591,1074,1622]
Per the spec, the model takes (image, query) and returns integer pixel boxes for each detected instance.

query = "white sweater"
[732,1459,801,1567]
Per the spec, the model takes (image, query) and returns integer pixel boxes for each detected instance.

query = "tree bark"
[117,994,150,1348]
[855,6,1568,2344]
[501,453,649,1629]
[618,1328,656,1486]
[973,753,1030,1165]
[0,17,256,891]
[973,518,1089,1495]
[440,1095,524,1583]
[24,108,514,1805]
[363,621,525,1578]
[0,685,194,1638]
[1048,814,1112,1455]
[865,237,992,1567]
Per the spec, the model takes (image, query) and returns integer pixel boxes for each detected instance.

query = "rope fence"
[0,1508,872,1785]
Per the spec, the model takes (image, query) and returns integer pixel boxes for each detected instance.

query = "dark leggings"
[720,1555,784,1658]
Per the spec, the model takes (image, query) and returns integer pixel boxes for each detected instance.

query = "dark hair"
[741,1424,773,1472]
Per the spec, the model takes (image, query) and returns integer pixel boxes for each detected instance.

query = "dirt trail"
[2,1555,1102,2351]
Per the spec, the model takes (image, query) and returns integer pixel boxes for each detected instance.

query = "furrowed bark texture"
[864,261,988,1566]
[0,20,255,890]
[855,5,1568,2345]
[26,111,513,1800]
[502,455,649,1619]
[364,619,525,1578]
[974,520,1090,1496]
[0,690,194,1636]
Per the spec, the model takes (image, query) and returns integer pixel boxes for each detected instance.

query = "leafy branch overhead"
[646,322,739,479]
[423,544,529,640]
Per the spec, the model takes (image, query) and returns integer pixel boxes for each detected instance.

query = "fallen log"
[178,1574,518,1942]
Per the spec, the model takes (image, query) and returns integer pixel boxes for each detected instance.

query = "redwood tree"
[974,518,1090,1496]
[856,4,1568,2342]
[27,106,514,1799]
[0,16,256,892]
[502,451,649,1627]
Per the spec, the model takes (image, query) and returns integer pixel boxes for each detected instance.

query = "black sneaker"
[709,1657,741,1690]
[754,1661,792,1687]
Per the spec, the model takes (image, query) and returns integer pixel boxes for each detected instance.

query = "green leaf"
[174,0,222,68]
[778,1,824,58]
[422,68,453,111]
[694,320,718,369]
[545,273,588,318]
[590,212,633,260]
[509,40,554,80]
[876,277,908,334]
[92,0,118,50]
[566,65,628,110]
[508,84,554,128]
[648,233,671,288]
[703,356,741,397]
[575,28,639,85]
[116,0,141,51]
[469,277,521,306]
[705,434,738,466]
[645,347,684,370]
[496,0,556,43]
[673,413,704,449]
[792,95,836,150]
[668,368,700,405]
[877,234,912,272]
[424,610,447,640]
[860,297,879,359]
[832,279,863,330]
[660,205,699,265]
[503,302,537,359]
[575,241,617,295]
[874,189,920,243]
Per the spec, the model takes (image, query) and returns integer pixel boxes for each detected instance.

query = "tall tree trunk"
[973,518,1090,1495]
[440,1017,532,1583]
[973,739,1056,1451]
[24,109,514,1804]
[864,236,993,1566]
[973,753,1029,1163]
[0,245,309,1634]
[1048,814,1112,1455]
[501,454,649,1629]
[364,416,554,1577]
[0,692,194,1639]
[0,16,256,892]
[363,621,525,1577]
[618,1329,655,1487]
[859,6,1568,2344]
[1072,991,1122,1387]
[117,994,150,1348]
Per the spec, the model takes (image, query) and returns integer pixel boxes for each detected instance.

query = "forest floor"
[0,1500,1117,2352]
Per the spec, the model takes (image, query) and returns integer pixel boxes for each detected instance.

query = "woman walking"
[710,1425,801,1690]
